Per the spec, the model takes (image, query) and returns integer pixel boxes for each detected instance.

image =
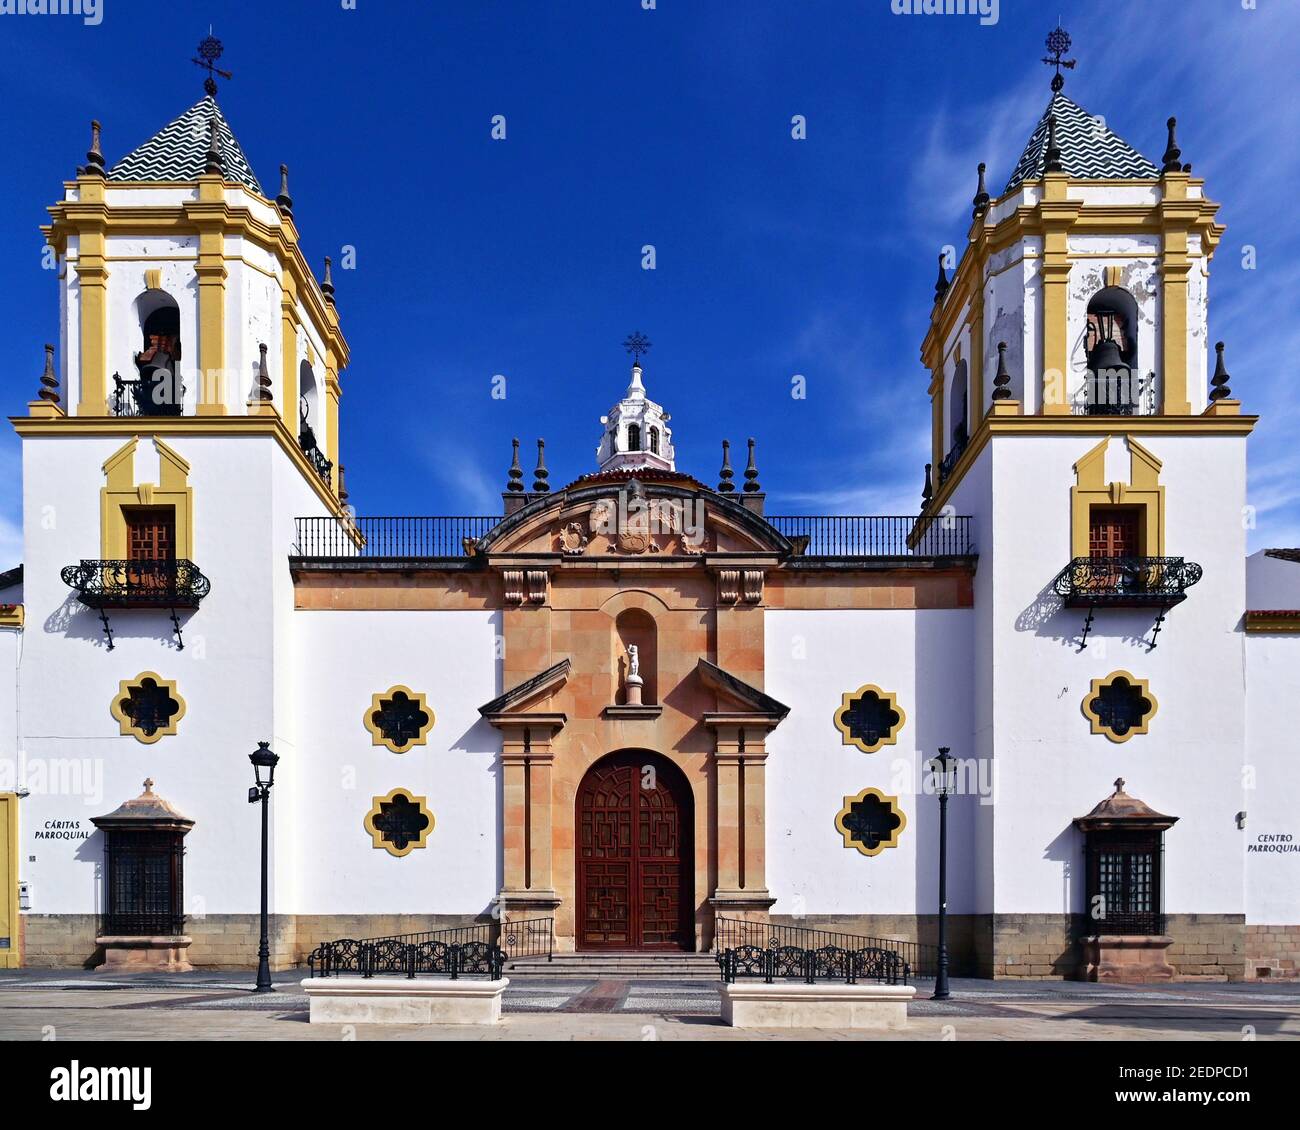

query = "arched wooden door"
[576,751,693,951]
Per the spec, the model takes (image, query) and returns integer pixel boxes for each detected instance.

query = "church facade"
[1,46,1298,981]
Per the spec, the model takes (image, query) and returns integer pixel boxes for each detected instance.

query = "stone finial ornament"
[1210,341,1232,401]
[204,113,223,176]
[532,439,550,493]
[83,119,106,176]
[743,438,761,493]
[922,463,933,507]
[1043,113,1063,173]
[506,437,524,492]
[1161,117,1182,174]
[322,256,336,304]
[933,253,950,304]
[972,162,989,219]
[253,342,274,403]
[276,163,293,218]
[717,439,735,493]
[338,464,349,507]
[992,341,1013,400]
[38,344,60,405]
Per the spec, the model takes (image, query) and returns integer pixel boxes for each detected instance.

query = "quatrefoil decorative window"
[364,789,434,857]
[364,686,434,753]
[834,684,905,754]
[1083,671,1157,743]
[835,788,907,857]
[111,672,185,744]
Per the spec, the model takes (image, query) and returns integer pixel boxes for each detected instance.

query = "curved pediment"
[478,472,790,558]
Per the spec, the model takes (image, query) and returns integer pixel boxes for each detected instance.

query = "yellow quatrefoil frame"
[1082,670,1158,744]
[364,788,435,858]
[363,685,435,754]
[110,671,186,745]
[835,787,907,857]
[833,684,906,754]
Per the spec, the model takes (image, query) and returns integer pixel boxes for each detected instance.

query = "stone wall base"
[1244,924,1300,981]
[19,914,492,971]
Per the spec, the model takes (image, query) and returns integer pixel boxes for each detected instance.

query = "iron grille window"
[370,692,430,751]
[841,690,901,750]
[103,829,185,936]
[1090,676,1153,738]
[627,423,641,451]
[119,678,182,739]
[841,793,902,853]
[1085,832,1163,936]
[371,793,431,852]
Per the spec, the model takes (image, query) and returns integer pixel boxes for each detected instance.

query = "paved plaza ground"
[2,969,1298,1041]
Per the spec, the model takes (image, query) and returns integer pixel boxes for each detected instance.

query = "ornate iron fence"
[294,516,500,559]
[307,917,555,978]
[717,943,910,986]
[1053,556,1203,606]
[112,371,184,417]
[768,515,973,558]
[61,559,212,608]
[714,916,935,980]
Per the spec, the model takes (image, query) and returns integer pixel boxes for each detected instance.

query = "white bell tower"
[595,335,675,473]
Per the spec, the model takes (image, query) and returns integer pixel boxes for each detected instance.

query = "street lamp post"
[248,741,280,993]
[929,746,956,1001]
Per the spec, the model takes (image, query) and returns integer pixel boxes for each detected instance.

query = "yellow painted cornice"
[11,414,349,518]
[916,411,1258,530]
[43,197,349,370]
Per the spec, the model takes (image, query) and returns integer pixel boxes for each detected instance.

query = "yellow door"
[0,794,18,968]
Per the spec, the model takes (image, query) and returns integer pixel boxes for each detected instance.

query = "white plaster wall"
[13,434,295,916]
[1244,551,1300,923]
[293,611,502,915]
[986,433,1249,916]
[764,609,976,915]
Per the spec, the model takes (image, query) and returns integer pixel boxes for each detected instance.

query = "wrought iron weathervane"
[193,30,232,98]
[623,332,652,364]
[1042,23,1076,93]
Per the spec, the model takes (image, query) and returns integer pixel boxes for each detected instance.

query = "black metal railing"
[714,916,935,980]
[938,428,969,485]
[307,936,506,980]
[299,434,333,484]
[61,559,212,608]
[718,943,909,986]
[1073,371,1157,417]
[101,910,187,937]
[768,516,973,558]
[307,917,555,979]
[1054,556,1203,606]
[294,516,501,559]
[502,916,555,961]
[112,371,184,417]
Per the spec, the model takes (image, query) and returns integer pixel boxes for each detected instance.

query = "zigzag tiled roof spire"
[1003,91,1159,194]
[108,95,263,194]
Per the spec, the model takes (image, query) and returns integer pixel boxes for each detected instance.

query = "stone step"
[504,952,722,979]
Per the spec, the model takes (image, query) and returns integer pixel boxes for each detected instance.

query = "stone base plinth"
[721,981,914,1029]
[302,977,509,1025]
[1081,935,1176,983]
[96,935,193,973]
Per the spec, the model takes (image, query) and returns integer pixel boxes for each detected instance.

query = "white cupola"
[596,359,675,473]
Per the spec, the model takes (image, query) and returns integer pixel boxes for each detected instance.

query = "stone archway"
[575,750,694,951]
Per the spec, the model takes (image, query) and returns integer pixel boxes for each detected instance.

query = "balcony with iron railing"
[1071,369,1157,417]
[61,559,212,609]
[1053,557,1203,607]
[112,370,185,417]
[292,514,974,562]
[937,423,969,485]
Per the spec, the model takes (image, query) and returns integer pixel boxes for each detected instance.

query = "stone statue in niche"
[625,643,644,706]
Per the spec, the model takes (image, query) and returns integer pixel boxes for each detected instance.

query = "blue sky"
[0,0,1297,559]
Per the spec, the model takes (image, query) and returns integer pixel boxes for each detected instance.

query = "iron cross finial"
[1042,23,1076,93]
[193,31,232,98]
[623,331,652,364]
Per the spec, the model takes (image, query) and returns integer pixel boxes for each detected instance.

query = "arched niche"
[614,607,658,705]
[949,357,969,444]
[1086,286,1140,369]
[299,360,321,442]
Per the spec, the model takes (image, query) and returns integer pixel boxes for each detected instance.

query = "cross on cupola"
[596,334,675,473]
[1042,23,1076,93]
[193,30,232,99]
